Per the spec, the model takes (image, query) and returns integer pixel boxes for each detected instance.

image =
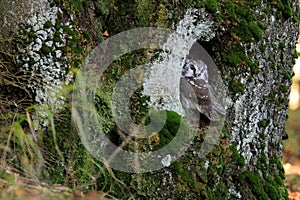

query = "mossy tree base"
[44,0,298,199]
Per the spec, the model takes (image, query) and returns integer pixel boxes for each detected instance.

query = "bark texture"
[3,0,298,199]
[121,1,299,199]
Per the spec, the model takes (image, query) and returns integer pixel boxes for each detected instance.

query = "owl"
[180,58,225,122]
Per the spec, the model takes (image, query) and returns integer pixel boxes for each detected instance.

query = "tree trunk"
[98,1,298,199]
[2,0,298,199]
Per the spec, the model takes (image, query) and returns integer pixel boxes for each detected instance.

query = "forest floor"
[284,108,300,200]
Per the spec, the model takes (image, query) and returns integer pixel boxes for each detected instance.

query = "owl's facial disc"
[182,63,194,77]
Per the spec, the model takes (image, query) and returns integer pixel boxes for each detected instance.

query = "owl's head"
[182,59,208,82]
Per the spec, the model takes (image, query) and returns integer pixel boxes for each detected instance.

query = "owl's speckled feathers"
[180,59,225,121]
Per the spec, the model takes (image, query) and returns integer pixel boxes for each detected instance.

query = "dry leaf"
[103,30,109,37]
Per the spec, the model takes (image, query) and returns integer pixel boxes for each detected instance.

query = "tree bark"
[60,1,299,199]
[2,0,298,199]
[104,1,298,199]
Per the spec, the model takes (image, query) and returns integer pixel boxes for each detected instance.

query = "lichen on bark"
[67,0,298,199]
[2,0,298,199]
[125,1,299,199]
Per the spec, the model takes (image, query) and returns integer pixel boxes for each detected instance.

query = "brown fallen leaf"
[289,191,300,200]
[73,190,85,199]
[103,31,109,37]
[14,189,26,196]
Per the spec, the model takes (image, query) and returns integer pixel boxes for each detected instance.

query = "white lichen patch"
[16,6,74,126]
[142,8,215,115]
[228,186,242,199]
[0,0,50,36]
[161,154,172,167]
[204,160,209,170]
[231,81,271,164]
[229,1,298,167]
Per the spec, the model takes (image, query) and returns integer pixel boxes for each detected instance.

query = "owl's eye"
[190,65,196,74]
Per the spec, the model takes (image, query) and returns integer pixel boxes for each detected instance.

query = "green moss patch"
[229,80,245,94]
[231,144,245,166]
[44,20,52,29]
[238,170,288,200]
[205,0,218,13]
[232,21,262,42]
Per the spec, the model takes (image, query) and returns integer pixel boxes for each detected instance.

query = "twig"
[25,110,38,143]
